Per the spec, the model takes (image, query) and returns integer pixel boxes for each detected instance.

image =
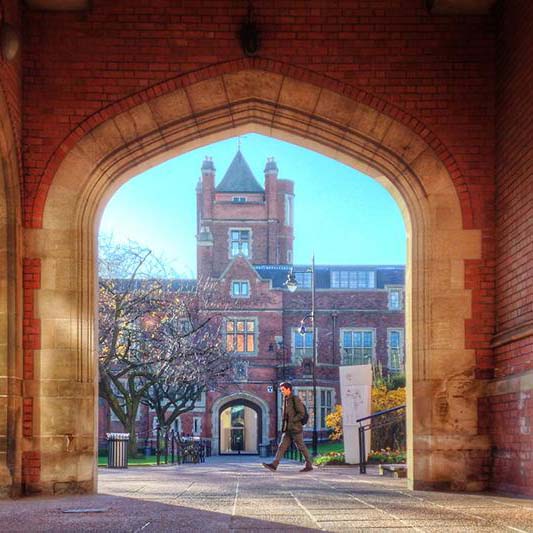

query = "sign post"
[339,364,372,464]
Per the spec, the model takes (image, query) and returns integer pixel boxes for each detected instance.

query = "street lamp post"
[285,254,318,457]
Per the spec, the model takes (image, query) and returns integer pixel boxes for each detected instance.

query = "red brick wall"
[489,0,533,495]
[0,0,22,161]
[21,0,496,378]
[495,0,533,347]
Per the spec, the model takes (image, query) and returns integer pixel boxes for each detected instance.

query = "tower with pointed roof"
[196,150,294,278]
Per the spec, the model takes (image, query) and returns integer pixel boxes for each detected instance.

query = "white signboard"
[339,364,372,465]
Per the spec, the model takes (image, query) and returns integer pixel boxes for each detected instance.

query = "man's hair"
[279,381,293,391]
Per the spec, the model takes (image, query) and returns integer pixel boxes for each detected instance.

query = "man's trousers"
[272,431,312,466]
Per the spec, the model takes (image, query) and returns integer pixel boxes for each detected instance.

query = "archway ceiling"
[24,0,87,10]
[25,0,496,15]
[427,0,496,14]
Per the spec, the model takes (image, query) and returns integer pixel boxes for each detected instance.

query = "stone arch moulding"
[24,62,487,495]
[211,393,270,456]
[0,84,23,498]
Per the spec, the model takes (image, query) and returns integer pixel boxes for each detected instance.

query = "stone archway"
[24,64,485,494]
[211,393,270,456]
[0,89,22,497]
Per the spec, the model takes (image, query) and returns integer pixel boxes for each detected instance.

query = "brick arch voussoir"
[30,56,472,229]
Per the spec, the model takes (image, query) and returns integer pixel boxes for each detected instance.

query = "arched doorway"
[219,399,262,455]
[27,61,485,494]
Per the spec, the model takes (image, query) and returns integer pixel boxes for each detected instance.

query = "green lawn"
[98,441,344,467]
[316,441,344,455]
[98,454,160,467]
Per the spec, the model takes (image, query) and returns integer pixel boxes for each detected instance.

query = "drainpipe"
[331,311,338,364]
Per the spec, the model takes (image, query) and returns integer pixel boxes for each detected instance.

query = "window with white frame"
[231,280,250,297]
[186,389,206,410]
[320,389,334,429]
[295,388,314,429]
[226,318,256,354]
[341,329,374,365]
[294,387,333,429]
[292,328,314,361]
[173,417,182,434]
[388,287,403,310]
[193,416,202,435]
[295,271,312,288]
[284,194,294,226]
[331,270,376,289]
[232,196,247,203]
[230,229,250,257]
[388,329,404,372]
[287,250,293,264]
[152,415,160,435]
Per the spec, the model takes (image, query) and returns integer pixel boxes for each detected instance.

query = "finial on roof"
[201,156,215,172]
[264,156,278,174]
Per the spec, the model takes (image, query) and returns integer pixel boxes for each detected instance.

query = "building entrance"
[219,400,261,454]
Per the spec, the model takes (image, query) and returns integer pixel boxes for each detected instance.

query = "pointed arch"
[25,65,486,494]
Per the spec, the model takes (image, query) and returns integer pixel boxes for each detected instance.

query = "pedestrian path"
[0,457,531,531]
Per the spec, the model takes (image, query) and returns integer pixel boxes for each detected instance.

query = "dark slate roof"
[254,265,405,289]
[215,150,265,193]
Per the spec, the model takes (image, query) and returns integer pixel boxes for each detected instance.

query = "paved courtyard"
[0,456,532,532]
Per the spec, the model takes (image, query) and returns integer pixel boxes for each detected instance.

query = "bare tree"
[98,238,232,456]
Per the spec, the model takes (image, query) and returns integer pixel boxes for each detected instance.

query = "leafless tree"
[98,238,232,456]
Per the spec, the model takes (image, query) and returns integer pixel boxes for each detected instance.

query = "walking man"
[262,382,313,472]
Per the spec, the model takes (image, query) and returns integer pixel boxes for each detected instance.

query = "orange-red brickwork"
[21,451,41,490]
[22,258,41,380]
[490,0,533,496]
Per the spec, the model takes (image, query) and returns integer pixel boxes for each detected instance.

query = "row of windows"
[227,233,401,299]
[229,277,403,309]
[225,319,404,370]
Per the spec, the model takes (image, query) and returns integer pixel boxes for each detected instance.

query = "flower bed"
[313,451,345,466]
[367,448,405,464]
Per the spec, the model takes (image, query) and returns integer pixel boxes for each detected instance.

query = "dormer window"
[331,270,376,289]
[232,280,250,297]
[232,196,247,203]
[230,229,250,257]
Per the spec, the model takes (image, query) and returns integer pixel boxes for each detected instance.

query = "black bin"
[106,432,130,468]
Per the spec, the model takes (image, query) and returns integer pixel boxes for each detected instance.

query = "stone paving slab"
[0,457,531,532]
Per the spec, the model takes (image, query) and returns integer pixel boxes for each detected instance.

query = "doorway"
[219,400,261,455]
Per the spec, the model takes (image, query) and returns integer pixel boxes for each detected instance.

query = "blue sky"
[99,134,406,278]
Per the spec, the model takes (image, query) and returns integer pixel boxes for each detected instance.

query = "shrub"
[325,404,343,441]
[367,448,406,464]
[314,451,345,466]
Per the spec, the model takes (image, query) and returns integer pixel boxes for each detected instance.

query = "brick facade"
[489,0,533,496]
[0,0,531,497]
[99,152,405,455]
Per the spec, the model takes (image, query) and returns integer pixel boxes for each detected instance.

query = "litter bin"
[106,432,130,468]
[258,443,268,458]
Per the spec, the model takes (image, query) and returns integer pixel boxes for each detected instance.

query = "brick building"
[99,151,405,455]
[1,0,531,497]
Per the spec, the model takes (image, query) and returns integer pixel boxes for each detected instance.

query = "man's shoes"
[262,462,277,472]
[299,463,313,472]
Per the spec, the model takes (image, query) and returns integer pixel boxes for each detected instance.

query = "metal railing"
[154,427,211,465]
[283,440,305,463]
[100,428,211,466]
[356,404,406,474]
